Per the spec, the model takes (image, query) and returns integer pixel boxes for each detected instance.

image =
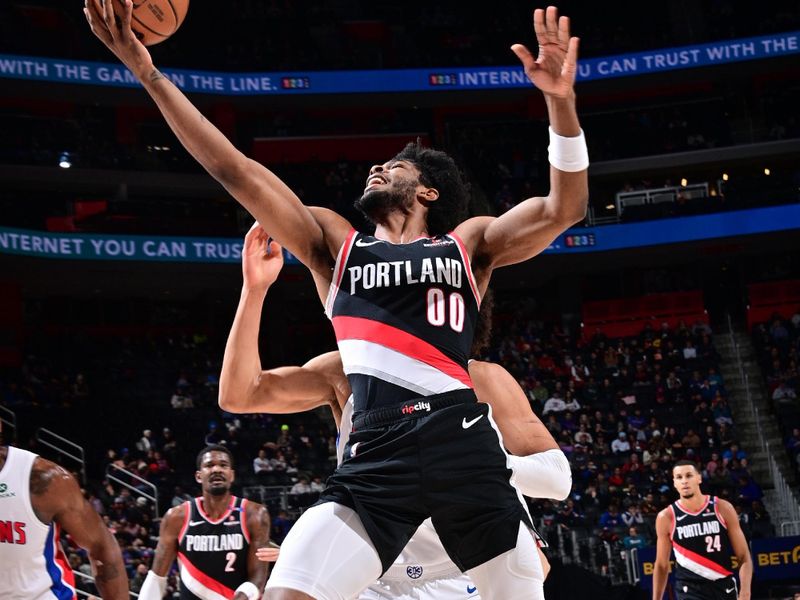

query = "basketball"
[113,0,189,46]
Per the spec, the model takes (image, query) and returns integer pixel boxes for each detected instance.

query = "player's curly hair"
[392,140,470,237]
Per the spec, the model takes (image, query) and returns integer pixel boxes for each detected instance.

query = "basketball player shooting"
[85,2,587,598]
[652,461,753,600]
[0,429,129,599]
[219,224,571,600]
[137,445,270,600]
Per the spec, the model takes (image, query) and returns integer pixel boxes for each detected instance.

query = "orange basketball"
[113,0,190,46]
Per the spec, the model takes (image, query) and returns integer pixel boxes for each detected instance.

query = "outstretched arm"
[470,361,570,500]
[219,225,341,417]
[456,7,588,282]
[31,460,128,599]
[83,0,346,273]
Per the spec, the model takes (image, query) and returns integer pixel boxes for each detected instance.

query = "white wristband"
[139,571,167,600]
[235,581,261,600]
[548,127,589,172]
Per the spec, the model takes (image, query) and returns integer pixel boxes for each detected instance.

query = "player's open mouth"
[366,175,387,188]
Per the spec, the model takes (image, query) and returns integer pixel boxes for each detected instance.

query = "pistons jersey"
[0,446,76,600]
[325,229,481,411]
[177,496,251,600]
[670,496,734,582]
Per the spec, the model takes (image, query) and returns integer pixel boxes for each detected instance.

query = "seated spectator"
[712,395,734,427]
[599,504,624,529]
[253,449,271,474]
[543,392,567,415]
[681,428,701,449]
[622,504,645,528]
[722,444,747,464]
[289,475,313,496]
[622,526,647,550]
[612,431,632,453]
[737,477,763,504]
[772,381,798,403]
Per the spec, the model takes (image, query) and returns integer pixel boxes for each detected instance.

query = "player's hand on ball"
[511,6,579,99]
[84,0,154,79]
[255,547,281,562]
[243,223,284,292]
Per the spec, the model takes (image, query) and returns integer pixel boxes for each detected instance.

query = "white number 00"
[426,289,464,332]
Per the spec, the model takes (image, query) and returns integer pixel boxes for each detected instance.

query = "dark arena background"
[1,1,799,598]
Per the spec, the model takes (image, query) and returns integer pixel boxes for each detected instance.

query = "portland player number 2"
[225,551,237,572]
[426,288,465,332]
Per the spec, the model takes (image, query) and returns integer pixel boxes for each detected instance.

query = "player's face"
[196,451,234,496]
[672,465,702,499]
[355,160,423,223]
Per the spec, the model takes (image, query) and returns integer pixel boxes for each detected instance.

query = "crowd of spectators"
[752,309,800,478]
[1,283,787,589]
[480,297,775,575]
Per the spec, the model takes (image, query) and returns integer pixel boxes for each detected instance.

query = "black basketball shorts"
[675,576,738,600]
[317,389,534,574]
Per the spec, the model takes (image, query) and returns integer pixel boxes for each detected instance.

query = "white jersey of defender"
[0,446,77,600]
[337,397,479,598]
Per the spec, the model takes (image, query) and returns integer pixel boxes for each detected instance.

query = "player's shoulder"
[163,500,191,526]
[655,505,675,528]
[713,496,735,514]
[452,216,495,245]
[30,455,77,497]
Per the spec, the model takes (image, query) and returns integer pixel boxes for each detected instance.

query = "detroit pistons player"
[0,435,128,599]
[87,2,586,597]
[652,461,752,600]
[220,225,571,600]
[137,445,270,600]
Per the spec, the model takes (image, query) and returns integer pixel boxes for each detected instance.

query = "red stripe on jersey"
[240,499,251,544]
[53,524,77,598]
[672,542,733,576]
[178,501,191,544]
[447,232,481,308]
[178,552,236,598]
[333,316,473,387]
[669,505,677,538]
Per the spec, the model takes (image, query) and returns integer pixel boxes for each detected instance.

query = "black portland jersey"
[177,496,251,600]
[670,496,734,582]
[325,229,481,412]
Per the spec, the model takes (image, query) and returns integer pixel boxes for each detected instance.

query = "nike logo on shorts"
[355,239,383,247]
[725,587,736,594]
[467,585,478,594]
[462,415,483,429]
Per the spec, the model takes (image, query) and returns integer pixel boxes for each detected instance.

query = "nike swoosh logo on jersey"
[462,415,483,429]
[725,588,736,594]
[675,514,688,521]
[189,520,205,526]
[355,239,383,247]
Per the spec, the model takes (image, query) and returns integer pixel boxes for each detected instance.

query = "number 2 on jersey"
[426,288,464,332]
[705,534,721,553]
[225,551,237,572]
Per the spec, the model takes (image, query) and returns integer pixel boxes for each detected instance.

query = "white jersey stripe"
[179,564,229,600]
[338,339,469,396]
[673,545,727,581]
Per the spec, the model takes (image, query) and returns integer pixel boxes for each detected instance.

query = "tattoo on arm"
[94,561,121,583]
[149,69,165,83]
[30,464,59,496]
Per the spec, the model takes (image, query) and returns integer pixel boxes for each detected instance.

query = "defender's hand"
[84,0,154,80]
[512,6,579,99]
[243,223,284,292]
[255,547,281,562]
